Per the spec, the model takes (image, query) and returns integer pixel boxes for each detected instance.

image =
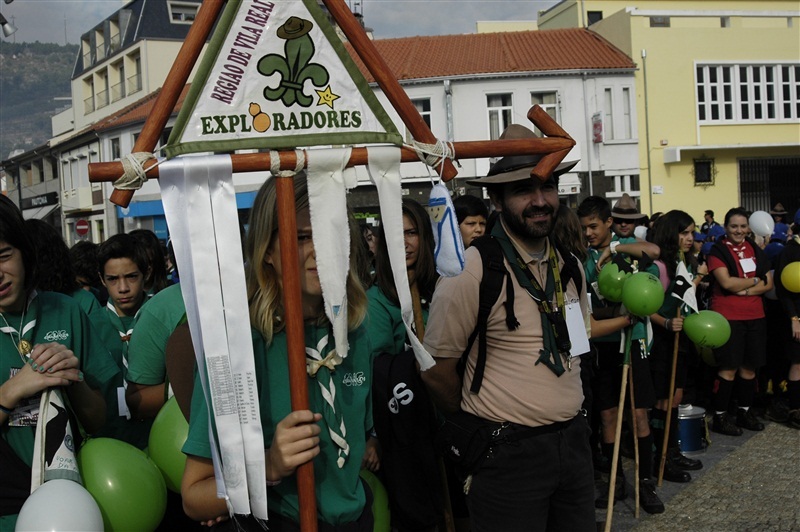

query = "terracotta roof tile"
[93,84,192,132]
[345,28,634,82]
[90,29,632,133]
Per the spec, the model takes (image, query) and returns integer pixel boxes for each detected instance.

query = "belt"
[493,416,577,445]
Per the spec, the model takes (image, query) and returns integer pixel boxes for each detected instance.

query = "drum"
[678,404,707,454]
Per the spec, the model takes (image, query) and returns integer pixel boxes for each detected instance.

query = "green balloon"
[148,396,189,493]
[621,272,665,317]
[598,263,629,303]
[684,310,731,349]
[78,438,167,531]
[359,470,390,532]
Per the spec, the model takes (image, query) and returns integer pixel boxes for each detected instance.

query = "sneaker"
[638,478,665,514]
[765,400,790,423]
[668,448,703,471]
[787,409,800,430]
[712,413,743,436]
[595,471,627,508]
[736,408,765,431]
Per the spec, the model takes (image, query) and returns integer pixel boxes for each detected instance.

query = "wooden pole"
[90,136,575,184]
[275,176,318,532]
[628,359,640,519]
[109,0,225,207]
[321,0,458,182]
[604,363,629,532]
[657,307,682,487]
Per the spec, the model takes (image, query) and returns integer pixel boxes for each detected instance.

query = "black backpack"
[459,235,585,394]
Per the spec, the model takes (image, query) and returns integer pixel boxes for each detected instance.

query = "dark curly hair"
[0,195,36,292]
[129,229,168,295]
[25,219,79,294]
[648,210,698,279]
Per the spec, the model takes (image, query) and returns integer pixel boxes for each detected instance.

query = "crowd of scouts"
[1,123,798,531]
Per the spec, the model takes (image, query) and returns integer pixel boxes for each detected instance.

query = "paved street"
[596,418,800,531]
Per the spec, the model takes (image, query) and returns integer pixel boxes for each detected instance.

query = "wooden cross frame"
[87,1,575,529]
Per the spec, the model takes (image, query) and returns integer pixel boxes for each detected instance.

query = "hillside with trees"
[0,41,78,160]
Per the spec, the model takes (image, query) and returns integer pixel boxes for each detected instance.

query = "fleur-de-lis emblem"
[257,17,330,108]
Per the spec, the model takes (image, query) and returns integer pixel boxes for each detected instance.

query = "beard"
[500,203,556,241]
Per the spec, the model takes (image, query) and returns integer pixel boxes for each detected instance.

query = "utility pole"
[64,14,67,45]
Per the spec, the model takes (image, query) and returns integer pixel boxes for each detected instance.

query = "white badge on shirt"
[740,257,756,273]
[566,302,590,358]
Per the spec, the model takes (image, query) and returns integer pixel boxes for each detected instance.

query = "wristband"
[753,277,759,286]
[609,241,620,255]
[0,403,14,415]
[664,318,671,331]
[266,479,282,487]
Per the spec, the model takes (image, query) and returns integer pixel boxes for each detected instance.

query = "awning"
[22,204,59,220]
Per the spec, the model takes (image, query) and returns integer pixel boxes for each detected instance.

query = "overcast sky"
[0,0,561,44]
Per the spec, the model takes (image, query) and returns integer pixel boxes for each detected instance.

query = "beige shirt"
[423,223,590,427]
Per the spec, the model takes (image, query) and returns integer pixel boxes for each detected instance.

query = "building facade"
[538,0,800,221]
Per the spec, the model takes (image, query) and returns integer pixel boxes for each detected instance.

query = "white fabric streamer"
[366,147,436,371]
[159,155,267,520]
[306,148,354,362]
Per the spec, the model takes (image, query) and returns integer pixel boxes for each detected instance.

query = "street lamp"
[0,12,17,37]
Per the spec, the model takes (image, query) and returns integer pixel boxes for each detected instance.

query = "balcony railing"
[96,89,109,110]
[83,50,96,67]
[110,80,126,103]
[84,94,95,114]
[109,33,121,53]
[127,73,142,95]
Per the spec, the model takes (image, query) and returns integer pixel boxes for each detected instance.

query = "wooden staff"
[89,136,575,184]
[275,176,318,531]
[628,354,640,519]
[109,0,225,208]
[321,0,457,182]
[409,283,455,532]
[604,328,632,532]
[657,305,682,487]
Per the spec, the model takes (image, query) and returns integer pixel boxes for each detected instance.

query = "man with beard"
[421,125,595,530]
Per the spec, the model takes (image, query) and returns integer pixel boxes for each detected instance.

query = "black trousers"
[466,415,595,532]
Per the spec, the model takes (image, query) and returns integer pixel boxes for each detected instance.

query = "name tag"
[566,302,590,358]
[740,257,756,273]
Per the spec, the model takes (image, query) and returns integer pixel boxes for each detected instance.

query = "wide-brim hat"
[611,193,646,221]
[770,202,787,215]
[466,124,578,186]
[277,17,314,39]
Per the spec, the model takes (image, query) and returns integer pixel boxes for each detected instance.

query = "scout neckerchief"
[491,222,571,376]
[0,291,82,489]
[305,325,349,468]
[0,290,39,364]
[105,300,134,419]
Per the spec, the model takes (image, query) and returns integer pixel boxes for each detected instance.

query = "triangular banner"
[166,0,402,157]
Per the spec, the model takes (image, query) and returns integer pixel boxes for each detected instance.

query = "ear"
[604,217,614,229]
[488,190,503,213]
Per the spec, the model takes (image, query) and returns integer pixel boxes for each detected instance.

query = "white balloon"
[16,479,103,531]
[634,225,648,240]
[749,210,775,238]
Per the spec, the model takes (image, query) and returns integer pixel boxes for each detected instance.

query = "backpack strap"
[459,236,519,395]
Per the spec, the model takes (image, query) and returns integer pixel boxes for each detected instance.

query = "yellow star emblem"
[316,85,340,109]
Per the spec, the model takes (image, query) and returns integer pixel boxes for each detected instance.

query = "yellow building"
[539,1,800,223]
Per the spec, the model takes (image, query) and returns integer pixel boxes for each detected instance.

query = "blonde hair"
[245,173,368,342]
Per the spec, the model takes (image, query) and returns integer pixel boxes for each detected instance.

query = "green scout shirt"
[585,236,655,342]
[90,307,152,449]
[366,284,427,357]
[0,292,120,464]
[183,325,373,525]
[127,283,186,386]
